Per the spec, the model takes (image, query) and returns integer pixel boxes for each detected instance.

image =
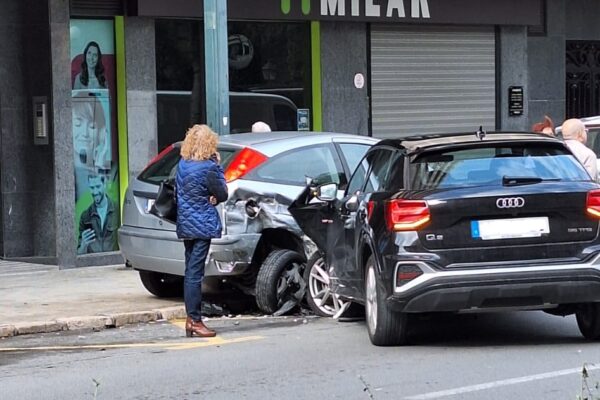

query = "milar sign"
[320,0,430,19]
[137,0,543,27]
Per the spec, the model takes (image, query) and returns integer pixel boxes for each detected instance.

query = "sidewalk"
[0,261,186,338]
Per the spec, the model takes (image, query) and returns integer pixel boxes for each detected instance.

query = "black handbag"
[150,179,177,223]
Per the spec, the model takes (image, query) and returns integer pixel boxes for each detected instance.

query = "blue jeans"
[184,238,211,321]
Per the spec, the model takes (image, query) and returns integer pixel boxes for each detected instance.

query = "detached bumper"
[118,225,260,277]
[386,254,600,313]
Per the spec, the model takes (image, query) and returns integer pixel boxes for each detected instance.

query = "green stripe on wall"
[115,16,129,216]
[311,21,322,131]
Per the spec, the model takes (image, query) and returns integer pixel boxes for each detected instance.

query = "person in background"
[72,93,112,201]
[72,96,110,171]
[252,121,272,132]
[77,174,118,254]
[74,41,107,90]
[561,118,598,181]
[176,124,228,338]
[532,115,555,136]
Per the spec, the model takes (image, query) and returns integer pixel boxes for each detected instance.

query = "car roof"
[217,131,378,156]
[373,131,564,155]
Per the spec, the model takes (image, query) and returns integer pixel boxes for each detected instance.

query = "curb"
[0,305,188,339]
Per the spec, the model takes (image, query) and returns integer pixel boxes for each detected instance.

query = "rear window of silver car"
[138,145,237,184]
[410,143,590,189]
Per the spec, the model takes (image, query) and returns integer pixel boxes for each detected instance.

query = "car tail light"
[385,199,430,231]
[586,190,600,218]
[224,147,268,183]
[396,264,423,287]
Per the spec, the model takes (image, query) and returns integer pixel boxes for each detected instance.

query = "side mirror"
[316,183,338,202]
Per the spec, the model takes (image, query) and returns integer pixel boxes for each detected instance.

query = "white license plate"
[145,199,155,213]
[471,217,550,240]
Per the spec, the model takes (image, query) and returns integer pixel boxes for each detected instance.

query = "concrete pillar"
[320,22,369,135]
[204,0,230,135]
[499,26,529,131]
[527,0,566,127]
[49,0,76,268]
[124,17,158,180]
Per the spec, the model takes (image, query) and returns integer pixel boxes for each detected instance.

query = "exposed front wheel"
[139,271,184,298]
[576,303,600,340]
[255,249,306,315]
[365,256,409,346]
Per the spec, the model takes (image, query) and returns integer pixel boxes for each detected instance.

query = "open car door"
[288,184,342,254]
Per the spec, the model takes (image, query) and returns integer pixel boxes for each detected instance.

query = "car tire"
[139,271,183,298]
[255,249,306,315]
[304,252,348,317]
[364,255,409,346]
[576,303,600,340]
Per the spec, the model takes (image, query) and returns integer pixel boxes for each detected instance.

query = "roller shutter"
[370,25,496,138]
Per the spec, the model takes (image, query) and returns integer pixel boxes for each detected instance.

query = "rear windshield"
[410,143,590,190]
[138,145,237,184]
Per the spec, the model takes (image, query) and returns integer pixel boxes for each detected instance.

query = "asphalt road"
[1,311,600,400]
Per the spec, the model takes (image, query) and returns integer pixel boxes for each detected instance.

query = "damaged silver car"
[118,131,378,316]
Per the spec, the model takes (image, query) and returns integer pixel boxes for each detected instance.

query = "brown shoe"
[185,317,216,338]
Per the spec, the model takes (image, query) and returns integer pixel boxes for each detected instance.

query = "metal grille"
[70,0,124,16]
[566,41,600,119]
[370,25,496,138]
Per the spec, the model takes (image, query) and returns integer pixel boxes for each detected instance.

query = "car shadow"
[340,310,588,346]
[405,311,586,347]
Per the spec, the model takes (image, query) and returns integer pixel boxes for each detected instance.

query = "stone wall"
[320,22,369,136]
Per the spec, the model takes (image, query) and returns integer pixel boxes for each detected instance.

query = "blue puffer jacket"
[175,159,227,240]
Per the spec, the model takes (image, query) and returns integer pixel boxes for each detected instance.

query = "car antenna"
[475,126,486,140]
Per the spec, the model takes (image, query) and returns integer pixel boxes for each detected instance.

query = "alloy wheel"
[365,265,378,332]
[307,256,346,317]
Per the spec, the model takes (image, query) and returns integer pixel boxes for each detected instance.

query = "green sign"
[281,0,311,15]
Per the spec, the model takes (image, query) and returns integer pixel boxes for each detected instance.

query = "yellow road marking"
[170,316,280,328]
[0,335,263,352]
[171,319,187,329]
[164,336,261,350]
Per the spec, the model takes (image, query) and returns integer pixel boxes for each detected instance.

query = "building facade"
[0,0,597,267]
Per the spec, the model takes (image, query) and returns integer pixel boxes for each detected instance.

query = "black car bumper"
[385,255,600,313]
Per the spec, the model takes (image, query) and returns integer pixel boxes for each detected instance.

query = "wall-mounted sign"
[70,19,120,255]
[508,86,524,117]
[354,73,365,89]
[298,109,310,131]
[136,0,543,26]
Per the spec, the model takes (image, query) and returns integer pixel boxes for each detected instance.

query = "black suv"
[290,131,600,346]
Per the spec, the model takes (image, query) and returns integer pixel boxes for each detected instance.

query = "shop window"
[228,21,312,115]
[155,19,311,150]
[274,104,297,131]
[155,19,205,152]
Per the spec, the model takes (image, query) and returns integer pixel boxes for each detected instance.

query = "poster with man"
[70,19,120,254]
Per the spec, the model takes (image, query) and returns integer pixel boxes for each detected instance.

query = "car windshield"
[138,144,237,184]
[410,142,590,189]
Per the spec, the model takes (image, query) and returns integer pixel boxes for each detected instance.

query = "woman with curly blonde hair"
[176,124,228,337]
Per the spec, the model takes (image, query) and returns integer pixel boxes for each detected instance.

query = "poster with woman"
[70,19,120,254]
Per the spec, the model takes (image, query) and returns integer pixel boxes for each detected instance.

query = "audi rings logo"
[496,197,525,209]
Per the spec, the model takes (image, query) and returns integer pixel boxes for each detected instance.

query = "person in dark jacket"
[176,124,228,337]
